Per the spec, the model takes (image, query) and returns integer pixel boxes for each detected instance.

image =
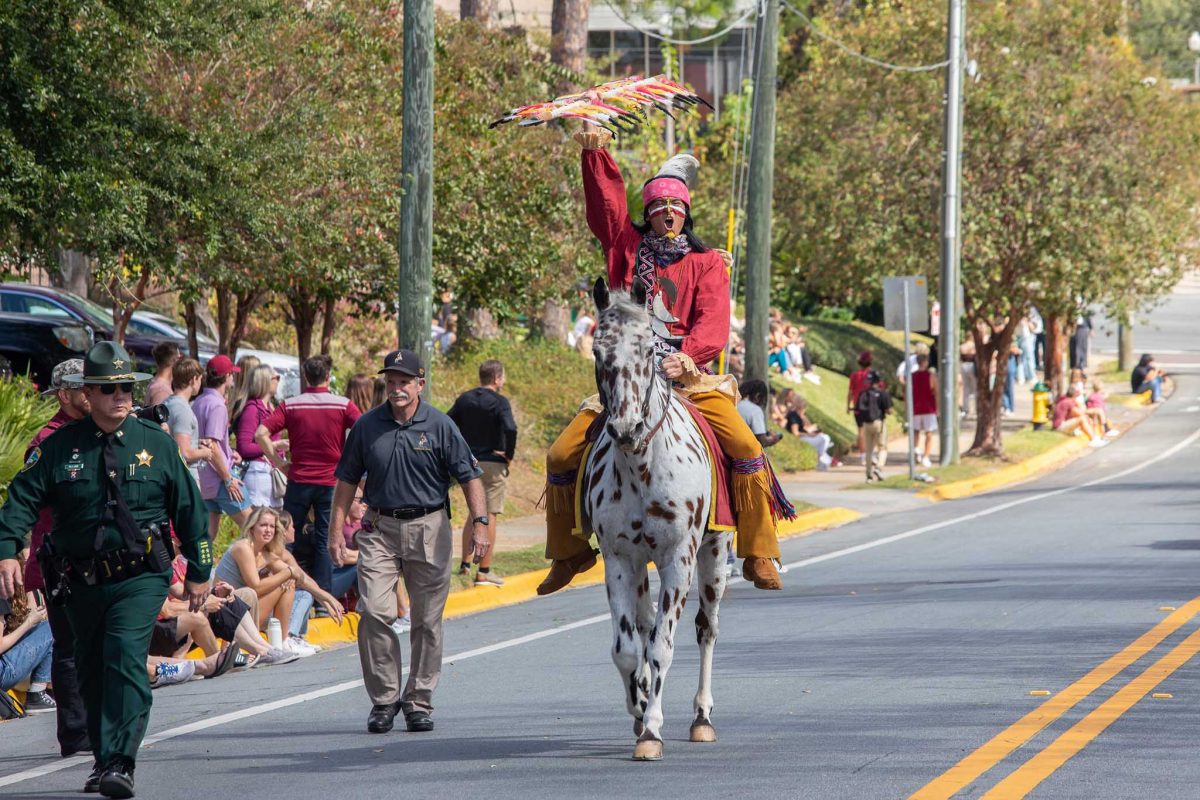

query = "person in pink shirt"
[255,355,360,592]
[233,365,285,508]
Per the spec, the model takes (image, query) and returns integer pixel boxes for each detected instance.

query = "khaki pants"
[356,509,452,713]
[863,419,884,478]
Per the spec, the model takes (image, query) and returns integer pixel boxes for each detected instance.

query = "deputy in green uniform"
[0,341,212,800]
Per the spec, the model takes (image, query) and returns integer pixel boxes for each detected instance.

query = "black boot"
[367,701,401,734]
[84,762,103,794]
[98,757,135,799]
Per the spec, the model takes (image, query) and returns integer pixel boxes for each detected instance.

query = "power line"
[602,1,756,46]
[780,0,949,73]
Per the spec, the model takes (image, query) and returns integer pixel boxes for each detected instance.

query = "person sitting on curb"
[1131,354,1165,403]
[784,394,837,471]
[147,646,237,688]
[212,507,302,647]
[1086,380,1118,438]
[270,511,345,656]
[1052,385,1107,447]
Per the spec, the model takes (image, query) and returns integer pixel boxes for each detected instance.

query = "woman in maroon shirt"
[233,365,285,508]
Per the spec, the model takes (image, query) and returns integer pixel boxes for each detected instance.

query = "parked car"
[0,312,93,388]
[0,284,167,372]
[128,310,301,398]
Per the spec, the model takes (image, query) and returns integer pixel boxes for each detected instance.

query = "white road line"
[3,424,1197,790]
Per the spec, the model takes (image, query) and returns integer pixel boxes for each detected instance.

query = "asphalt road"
[3,291,1199,799]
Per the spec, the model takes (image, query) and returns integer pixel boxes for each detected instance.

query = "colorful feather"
[490,75,712,132]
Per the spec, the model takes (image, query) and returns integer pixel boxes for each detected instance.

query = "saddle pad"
[572,403,735,536]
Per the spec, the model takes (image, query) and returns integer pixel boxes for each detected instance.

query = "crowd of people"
[2,343,519,743]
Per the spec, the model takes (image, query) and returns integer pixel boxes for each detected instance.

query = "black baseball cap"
[378,349,425,378]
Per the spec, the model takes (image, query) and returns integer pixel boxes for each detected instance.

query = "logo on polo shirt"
[413,432,432,452]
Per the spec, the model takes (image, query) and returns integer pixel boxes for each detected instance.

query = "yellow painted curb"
[919,436,1089,502]
[778,506,863,540]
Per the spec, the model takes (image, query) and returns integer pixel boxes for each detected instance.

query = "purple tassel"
[547,470,577,487]
[731,455,797,521]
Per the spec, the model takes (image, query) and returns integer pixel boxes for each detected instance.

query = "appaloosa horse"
[583,278,733,761]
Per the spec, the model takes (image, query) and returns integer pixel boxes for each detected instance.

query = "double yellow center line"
[911,595,1200,799]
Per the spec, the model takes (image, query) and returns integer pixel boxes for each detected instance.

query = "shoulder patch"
[21,447,41,472]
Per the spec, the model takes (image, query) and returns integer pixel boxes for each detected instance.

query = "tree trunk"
[463,307,501,340]
[551,0,590,79]
[460,0,496,25]
[228,288,267,359]
[215,285,233,355]
[183,301,200,359]
[1044,314,1067,397]
[54,249,92,296]
[319,296,336,355]
[535,298,571,342]
[290,293,318,366]
[966,318,1018,457]
[108,259,151,347]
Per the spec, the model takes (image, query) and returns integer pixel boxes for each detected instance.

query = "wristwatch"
[472,515,490,526]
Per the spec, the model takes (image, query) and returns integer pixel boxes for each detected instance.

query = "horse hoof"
[689,722,717,743]
[632,739,663,761]
[634,719,644,737]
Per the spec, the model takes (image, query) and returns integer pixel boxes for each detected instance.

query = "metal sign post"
[883,276,929,481]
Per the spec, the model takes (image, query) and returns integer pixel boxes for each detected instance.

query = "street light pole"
[1189,31,1200,85]
[938,0,965,466]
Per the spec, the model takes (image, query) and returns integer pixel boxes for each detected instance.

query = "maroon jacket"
[22,409,76,591]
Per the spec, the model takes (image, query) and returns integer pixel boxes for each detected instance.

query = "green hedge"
[0,377,57,506]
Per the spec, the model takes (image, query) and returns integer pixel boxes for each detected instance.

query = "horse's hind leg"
[691,530,733,743]
[604,556,646,732]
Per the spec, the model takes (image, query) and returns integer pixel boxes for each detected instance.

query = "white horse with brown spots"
[583,278,733,761]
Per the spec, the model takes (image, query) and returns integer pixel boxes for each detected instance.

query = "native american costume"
[542,137,793,586]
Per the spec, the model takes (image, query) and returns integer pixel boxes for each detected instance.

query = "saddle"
[573,401,736,537]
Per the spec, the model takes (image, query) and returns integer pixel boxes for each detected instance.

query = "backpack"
[856,386,886,423]
[0,690,25,721]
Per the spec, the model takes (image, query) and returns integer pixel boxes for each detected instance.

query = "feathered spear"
[490,75,713,135]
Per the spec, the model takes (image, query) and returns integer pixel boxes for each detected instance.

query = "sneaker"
[804,371,821,385]
[151,660,196,688]
[920,455,932,468]
[23,689,56,713]
[391,616,411,636]
[1105,427,1120,438]
[285,636,320,657]
[254,647,301,668]
[1089,438,1108,448]
[474,571,505,587]
[456,563,471,577]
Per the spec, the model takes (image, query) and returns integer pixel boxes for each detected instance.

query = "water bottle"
[267,618,283,650]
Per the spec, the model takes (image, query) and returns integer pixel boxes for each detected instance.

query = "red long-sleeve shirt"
[581,148,731,368]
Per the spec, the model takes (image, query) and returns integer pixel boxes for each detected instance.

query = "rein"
[632,371,672,456]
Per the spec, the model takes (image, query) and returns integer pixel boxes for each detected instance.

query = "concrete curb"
[918,436,1090,502]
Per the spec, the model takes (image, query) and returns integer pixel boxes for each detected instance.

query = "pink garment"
[145,377,172,407]
[1086,392,1105,410]
[642,176,690,208]
[234,397,277,461]
[342,518,362,549]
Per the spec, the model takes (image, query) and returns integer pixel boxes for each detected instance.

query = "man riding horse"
[539,127,791,595]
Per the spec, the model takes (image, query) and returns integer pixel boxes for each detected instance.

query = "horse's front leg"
[635,549,695,761]
[691,529,732,743]
[603,554,645,732]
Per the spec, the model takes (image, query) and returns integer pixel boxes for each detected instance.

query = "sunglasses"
[99,382,134,395]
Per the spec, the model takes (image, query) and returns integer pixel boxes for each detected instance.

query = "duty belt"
[372,505,445,521]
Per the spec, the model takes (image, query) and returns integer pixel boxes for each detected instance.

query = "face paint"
[647,198,687,220]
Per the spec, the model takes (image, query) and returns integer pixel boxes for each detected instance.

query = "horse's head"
[592,277,657,453]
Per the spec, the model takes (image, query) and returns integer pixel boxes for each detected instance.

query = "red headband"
[642,177,691,210]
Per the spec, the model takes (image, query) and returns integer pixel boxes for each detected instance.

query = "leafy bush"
[769,433,818,472]
[0,378,57,505]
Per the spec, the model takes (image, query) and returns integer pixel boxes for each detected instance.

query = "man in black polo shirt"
[329,348,488,735]
[448,359,517,587]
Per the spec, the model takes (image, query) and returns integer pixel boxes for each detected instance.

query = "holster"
[35,536,71,607]
[71,522,176,587]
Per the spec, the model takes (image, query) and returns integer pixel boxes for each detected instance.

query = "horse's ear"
[631,279,647,307]
[593,277,610,312]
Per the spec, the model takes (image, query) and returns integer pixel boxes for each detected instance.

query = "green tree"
[774,0,1200,454]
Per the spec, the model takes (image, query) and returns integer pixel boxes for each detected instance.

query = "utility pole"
[398,0,435,380]
[743,0,778,384]
[938,0,965,465]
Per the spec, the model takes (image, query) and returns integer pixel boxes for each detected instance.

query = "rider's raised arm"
[581,145,636,257]
[679,253,732,368]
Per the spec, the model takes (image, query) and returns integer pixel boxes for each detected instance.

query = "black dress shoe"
[84,763,102,793]
[405,711,434,732]
[98,758,135,799]
[367,702,400,734]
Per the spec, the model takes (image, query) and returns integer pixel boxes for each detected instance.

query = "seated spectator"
[771,387,795,430]
[726,332,745,380]
[1131,354,1165,402]
[147,646,238,688]
[271,511,345,656]
[1052,385,1107,447]
[1085,381,1118,438]
[737,380,782,448]
[784,395,836,471]
[0,591,55,712]
[785,325,820,385]
[766,322,793,379]
[212,507,301,640]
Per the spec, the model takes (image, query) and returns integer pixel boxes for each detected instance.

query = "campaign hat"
[63,341,152,385]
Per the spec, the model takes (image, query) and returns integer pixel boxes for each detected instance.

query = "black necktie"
[99,433,145,554]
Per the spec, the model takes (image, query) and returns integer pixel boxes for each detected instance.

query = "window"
[0,292,73,319]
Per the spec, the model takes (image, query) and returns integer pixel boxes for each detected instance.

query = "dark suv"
[0,312,93,388]
[0,283,167,371]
